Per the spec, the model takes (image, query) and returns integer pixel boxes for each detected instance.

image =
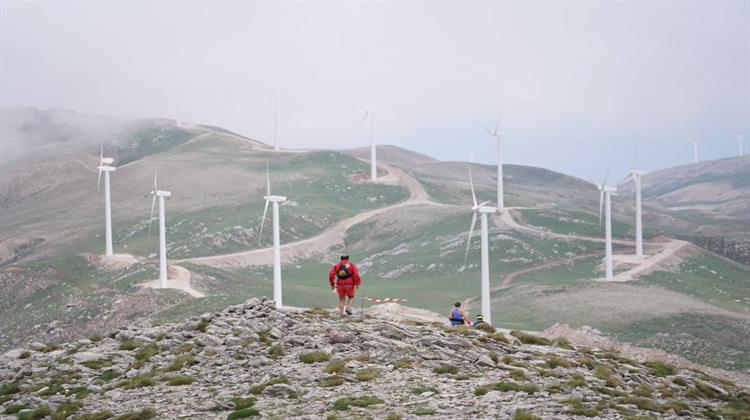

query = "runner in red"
[328,255,361,316]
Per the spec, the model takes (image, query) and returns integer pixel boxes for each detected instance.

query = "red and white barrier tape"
[363,297,408,303]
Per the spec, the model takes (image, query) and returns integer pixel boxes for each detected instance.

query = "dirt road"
[182,165,442,269]
[139,264,205,298]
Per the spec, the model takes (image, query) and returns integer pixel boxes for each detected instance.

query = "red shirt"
[329,260,361,287]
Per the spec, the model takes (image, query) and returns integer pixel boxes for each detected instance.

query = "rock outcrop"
[1,298,748,419]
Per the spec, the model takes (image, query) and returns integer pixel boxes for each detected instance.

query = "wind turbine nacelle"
[478,206,498,214]
[265,195,287,203]
[602,186,617,193]
[97,165,116,172]
[629,170,647,176]
[156,190,172,198]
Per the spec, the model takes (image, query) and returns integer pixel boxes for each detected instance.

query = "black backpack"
[336,263,352,280]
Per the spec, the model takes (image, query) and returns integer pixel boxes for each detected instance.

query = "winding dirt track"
[167,162,684,298]
[180,165,443,269]
[140,265,205,298]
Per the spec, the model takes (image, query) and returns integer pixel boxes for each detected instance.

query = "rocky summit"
[1,298,748,420]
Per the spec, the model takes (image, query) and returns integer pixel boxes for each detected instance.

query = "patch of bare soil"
[542,323,750,387]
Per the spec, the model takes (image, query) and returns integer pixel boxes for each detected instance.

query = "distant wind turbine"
[484,113,505,209]
[738,134,744,156]
[149,172,172,288]
[692,141,699,163]
[97,141,116,257]
[464,168,497,324]
[598,167,617,281]
[258,163,287,309]
[359,110,377,181]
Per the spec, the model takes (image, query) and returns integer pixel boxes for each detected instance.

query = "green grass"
[355,368,381,382]
[513,410,542,420]
[227,408,260,419]
[112,408,158,420]
[249,376,288,394]
[332,396,384,411]
[118,340,138,351]
[517,208,636,238]
[165,375,195,386]
[16,406,52,420]
[610,313,750,371]
[433,364,458,374]
[639,253,750,312]
[268,344,284,359]
[229,397,256,410]
[319,376,345,387]
[165,353,196,372]
[116,374,156,389]
[73,411,113,420]
[511,331,551,346]
[325,359,350,374]
[300,351,330,364]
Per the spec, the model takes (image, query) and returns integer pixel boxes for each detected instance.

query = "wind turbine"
[149,172,172,288]
[692,141,699,163]
[258,163,287,309]
[738,134,744,156]
[484,113,504,209]
[463,168,497,324]
[97,141,116,257]
[359,110,377,181]
[598,168,617,281]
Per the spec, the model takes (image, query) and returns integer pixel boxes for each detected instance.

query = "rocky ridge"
[1,298,748,419]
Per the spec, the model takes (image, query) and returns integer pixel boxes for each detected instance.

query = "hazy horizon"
[1,1,747,182]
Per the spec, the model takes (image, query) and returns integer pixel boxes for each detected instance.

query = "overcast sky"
[1,1,747,181]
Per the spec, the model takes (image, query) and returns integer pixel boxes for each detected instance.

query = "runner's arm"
[329,265,337,288]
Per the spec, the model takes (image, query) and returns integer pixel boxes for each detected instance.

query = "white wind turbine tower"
[258,163,287,309]
[738,134,744,156]
[149,172,172,288]
[692,141,699,163]
[97,141,116,257]
[621,170,646,257]
[598,168,617,281]
[484,113,505,209]
[464,168,497,324]
[359,110,377,181]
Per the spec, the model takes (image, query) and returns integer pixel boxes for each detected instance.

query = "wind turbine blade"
[97,168,102,190]
[358,110,369,129]
[149,195,156,236]
[483,125,494,136]
[617,174,633,185]
[99,141,104,163]
[154,171,158,192]
[464,212,478,266]
[258,200,270,244]
[469,168,478,207]
[494,110,504,135]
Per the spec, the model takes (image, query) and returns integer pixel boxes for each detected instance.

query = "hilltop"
[1,298,748,419]
[1,108,748,386]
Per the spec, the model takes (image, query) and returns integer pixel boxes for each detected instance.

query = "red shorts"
[336,284,356,299]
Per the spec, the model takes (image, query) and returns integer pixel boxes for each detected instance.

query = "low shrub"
[510,331,550,346]
[300,351,330,364]
[433,364,458,374]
